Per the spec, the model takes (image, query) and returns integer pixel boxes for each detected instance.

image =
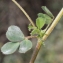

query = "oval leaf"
[37,13,45,18]
[36,17,46,29]
[31,28,40,35]
[1,42,19,54]
[42,6,54,18]
[19,40,32,53]
[44,14,52,24]
[37,13,52,24]
[6,25,25,42]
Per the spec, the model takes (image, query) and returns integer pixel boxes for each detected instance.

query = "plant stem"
[25,36,37,39]
[29,8,63,63]
[12,0,63,62]
[42,8,63,41]
[29,40,42,63]
[12,0,35,27]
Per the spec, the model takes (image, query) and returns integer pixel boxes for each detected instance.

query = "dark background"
[0,0,63,63]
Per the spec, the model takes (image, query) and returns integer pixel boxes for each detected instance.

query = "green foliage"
[37,13,52,24]
[42,6,54,18]
[28,24,45,38]
[28,16,46,37]
[1,25,32,54]
[6,25,25,42]
[1,42,19,54]
[28,6,54,38]
[39,30,45,38]
[31,28,40,35]
[19,40,32,53]
[1,6,54,55]
[28,24,34,31]
[36,17,46,29]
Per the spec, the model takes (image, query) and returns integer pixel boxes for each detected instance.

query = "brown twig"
[25,36,37,39]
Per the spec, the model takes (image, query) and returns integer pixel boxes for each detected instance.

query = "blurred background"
[0,0,63,63]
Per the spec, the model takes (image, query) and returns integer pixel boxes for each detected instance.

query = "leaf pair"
[28,6,54,38]
[36,6,54,30]
[1,40,32,54]
[36,6,54,28]
[1,25,32,54]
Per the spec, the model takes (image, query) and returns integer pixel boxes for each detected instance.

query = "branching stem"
[29,8,63,63]
[12,0,35,27]
[12,0,63,63]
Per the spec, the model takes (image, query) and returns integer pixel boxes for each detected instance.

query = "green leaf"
[38,13,52,24]
[37,13,45,18]
[1,42,19,54]
[42,6,54,18]
[19,40,32,53]
[44,14,52,24]
[39,30,45,37]
[31,28,40,35]
[28,24,34,31]
[6,25,25,42]
[36,17,46,29]
[44,14,52,20]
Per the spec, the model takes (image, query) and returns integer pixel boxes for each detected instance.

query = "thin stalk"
[29,8,63,63]
[29,40,42,63]
[12,0,35,27]
[25,36,37,39]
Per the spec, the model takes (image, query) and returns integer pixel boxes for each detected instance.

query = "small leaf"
[1,42,19,54]
[42,6,54,18]
[37,13,45,18]
[31,28,40,35]
[44,14,52,24]
[38,13,52,24]
[44,14,52,20]
[6,25,25,42]
[39,30,45,37]
[19,40,32,53]
[36,17,46,29]
[28,24,34,31]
